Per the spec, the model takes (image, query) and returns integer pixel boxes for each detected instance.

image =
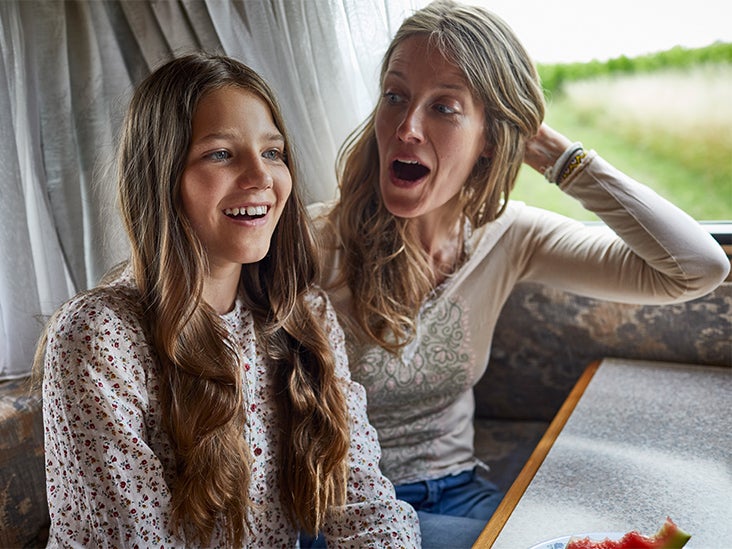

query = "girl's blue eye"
[263,149,284,161]
[208,150,230,161]
[435,104,456,115]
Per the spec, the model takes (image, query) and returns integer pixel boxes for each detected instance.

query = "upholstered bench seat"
[0,378,48,548]
[0,278,727,546]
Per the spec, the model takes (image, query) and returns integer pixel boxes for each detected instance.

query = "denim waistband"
[394,468,476,506]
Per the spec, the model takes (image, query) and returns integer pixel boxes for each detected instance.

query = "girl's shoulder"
[49,276,144,337]
[302,285,332,319]
[303,286,345,340]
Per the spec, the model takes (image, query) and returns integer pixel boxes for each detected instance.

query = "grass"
[511,64,732,221]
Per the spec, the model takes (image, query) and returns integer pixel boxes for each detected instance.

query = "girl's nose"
[237,158,273,190]
[396,108,425,143]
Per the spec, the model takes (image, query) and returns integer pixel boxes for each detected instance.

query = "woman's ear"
[480,144,494,160]
[480,131,494,159]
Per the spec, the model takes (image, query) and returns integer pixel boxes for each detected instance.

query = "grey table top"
[490,358,732,549]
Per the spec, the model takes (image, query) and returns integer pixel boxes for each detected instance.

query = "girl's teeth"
[224,206,268,216]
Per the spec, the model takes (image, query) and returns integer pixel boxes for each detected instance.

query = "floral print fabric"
[42,273,419,548]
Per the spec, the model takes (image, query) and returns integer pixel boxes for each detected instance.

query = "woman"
[310,1,730,546]
[36,53,419,548]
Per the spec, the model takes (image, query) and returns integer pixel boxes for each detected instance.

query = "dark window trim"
[703,221,732,246]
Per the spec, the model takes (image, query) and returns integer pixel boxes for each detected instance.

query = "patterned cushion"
[0,378,48,547]
[475,282,732,422]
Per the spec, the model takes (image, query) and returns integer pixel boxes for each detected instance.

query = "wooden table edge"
[472,359,602,548]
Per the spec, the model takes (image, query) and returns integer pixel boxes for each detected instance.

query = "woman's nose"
[396,108,425,143]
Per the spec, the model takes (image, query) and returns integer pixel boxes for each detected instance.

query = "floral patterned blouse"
[42,272,420,548]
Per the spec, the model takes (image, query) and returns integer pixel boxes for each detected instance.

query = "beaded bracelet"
[543,141,584,184]
[557,148,588,184]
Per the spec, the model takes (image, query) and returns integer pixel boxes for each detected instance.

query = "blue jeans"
[395,467,503,520]
[300,468,503,548]
[395,467,503,548]
[415,511,488,549]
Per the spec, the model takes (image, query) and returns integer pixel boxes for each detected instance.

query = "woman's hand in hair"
[522,123,573,175]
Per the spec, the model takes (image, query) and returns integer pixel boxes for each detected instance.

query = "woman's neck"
[410,209,465,286]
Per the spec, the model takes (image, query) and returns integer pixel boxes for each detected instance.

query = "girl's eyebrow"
[192,131,286,145]
[192,131,234,145]
[265,132,286,144]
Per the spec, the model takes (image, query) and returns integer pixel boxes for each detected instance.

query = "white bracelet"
[544,141,583,184]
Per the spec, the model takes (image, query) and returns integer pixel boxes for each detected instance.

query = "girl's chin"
[230,243,273,266]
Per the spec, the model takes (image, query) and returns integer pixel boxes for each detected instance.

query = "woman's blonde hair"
[39,53,349,545]
[330,0,545,350]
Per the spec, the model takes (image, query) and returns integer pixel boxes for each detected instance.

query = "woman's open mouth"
[392,159,430,185]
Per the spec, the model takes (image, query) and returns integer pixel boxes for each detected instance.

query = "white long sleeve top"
[310,152,730,485]
[42,272,420,548]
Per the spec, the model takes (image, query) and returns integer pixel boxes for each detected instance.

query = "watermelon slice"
[565,517,691,549]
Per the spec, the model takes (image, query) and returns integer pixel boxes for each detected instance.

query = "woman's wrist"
[523,124,573,173]
[543,142,586,184]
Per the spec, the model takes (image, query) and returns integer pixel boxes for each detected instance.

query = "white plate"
[528,532,624,549]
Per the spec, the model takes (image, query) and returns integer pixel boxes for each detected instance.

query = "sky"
[471,0,732,63]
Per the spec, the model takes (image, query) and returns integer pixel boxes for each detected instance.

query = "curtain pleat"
[1,1,76,379]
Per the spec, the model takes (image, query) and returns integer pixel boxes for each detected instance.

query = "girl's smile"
[180,85,292,280]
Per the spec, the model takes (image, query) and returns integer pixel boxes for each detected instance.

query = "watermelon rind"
[652,517,691,549]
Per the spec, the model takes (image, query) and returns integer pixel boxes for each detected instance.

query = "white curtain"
[0,0,425,380]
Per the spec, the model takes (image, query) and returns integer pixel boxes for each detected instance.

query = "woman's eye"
[382,91,403,105]
[435,103,457,115]
[207,150,230,161]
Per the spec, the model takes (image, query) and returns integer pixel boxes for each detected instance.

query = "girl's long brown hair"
[38,52,349,546]
[330,0,545,351]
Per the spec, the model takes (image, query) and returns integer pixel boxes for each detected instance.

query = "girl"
[37,53,419,548]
